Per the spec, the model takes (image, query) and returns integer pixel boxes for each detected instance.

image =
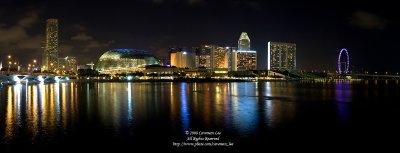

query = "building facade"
[267,41,296,71]
[238,32,250,50]
[42,19,59,71]
[170,48,196,68]
[194,45,214,68]
[58,56,77,73]
[229,32,257,71]
[236,50,257,70]
[213,47,229,69]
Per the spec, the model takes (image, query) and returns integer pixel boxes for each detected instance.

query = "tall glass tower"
[238,32,250,50]
[267,41,296,71]
[43,19,59,71]
[232,32,256,70]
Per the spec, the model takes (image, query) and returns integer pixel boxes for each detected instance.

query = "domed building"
[96,49,160,74]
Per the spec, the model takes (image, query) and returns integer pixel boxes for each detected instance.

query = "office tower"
[227,47,237,71]
[43,19,59,71]
[170,47,196,68]
[236,50,257,70]
[238,32,250,50]
[65,56,77,72]
[233,32,256,70]
[213,47,229,69]
[267,41,296,70]
[195,45,214,68]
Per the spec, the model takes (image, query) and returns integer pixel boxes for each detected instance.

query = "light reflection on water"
[1,81,400,151]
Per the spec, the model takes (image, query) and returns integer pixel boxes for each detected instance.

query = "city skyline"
[0,0,398,72]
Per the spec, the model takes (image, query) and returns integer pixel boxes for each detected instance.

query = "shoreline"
[1,78,398,85]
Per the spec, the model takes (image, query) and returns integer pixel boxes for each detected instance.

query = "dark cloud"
[17,11,40,27]
[18,35,43,50]
[0,11,42,51]
[61,30,114,64]
[0,26,28,43]
[349,11,388,30]
[72,24,87,31]
[247,1,262,11]
[151,0,206,6]
[186,0,205,5]
[71,33,93,41]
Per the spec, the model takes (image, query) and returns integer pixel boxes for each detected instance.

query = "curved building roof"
[97,49,160,73]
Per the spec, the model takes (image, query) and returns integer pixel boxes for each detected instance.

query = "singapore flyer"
[338,48,350,75]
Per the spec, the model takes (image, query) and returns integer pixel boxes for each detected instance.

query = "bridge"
[0,71,71,84]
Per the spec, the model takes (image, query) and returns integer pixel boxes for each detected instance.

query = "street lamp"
[33,59,37,69]
[8,61,11,72]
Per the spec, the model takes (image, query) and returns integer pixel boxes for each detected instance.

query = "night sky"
[0,0,398,72]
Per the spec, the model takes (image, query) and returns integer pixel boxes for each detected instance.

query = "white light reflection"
[55,82,61,126]
[127,82,133,124]
[15,84,22,127]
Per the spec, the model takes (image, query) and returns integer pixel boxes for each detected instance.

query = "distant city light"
[237,50,256,53]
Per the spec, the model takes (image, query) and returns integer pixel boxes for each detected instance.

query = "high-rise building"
[195,45,214,68]
[229,32,256,71]
[66,56,77,72]
[238,32,250,50]
[213,47,229,69]
[58,56,77,73]
[236,50,257,70]
[267,41,296,70]
[42,19,59,71]
[170,48,196,68]
[58,57,67,71]
[227,47,237,71]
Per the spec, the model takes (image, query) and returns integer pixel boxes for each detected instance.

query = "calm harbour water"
[1,80,400,152]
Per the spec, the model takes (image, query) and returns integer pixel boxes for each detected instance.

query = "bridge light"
[54,77,60,83]
[13,75,21,83]
[37,76,44,82]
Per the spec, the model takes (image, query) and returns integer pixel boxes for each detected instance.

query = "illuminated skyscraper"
[59,56,77,72]
[213,47,229,69]
[230,32,256,71]
[267,41,296,70]
[227,47,237,71]
[238,32,250,50]
[236,50,257,70]
[170,48,196,68]
[194,45,214,68]
[43,19,59,71]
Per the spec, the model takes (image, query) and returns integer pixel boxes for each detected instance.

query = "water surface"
[1,80,400,152]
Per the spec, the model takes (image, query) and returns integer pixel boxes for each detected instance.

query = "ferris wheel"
[338,48,350,75]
